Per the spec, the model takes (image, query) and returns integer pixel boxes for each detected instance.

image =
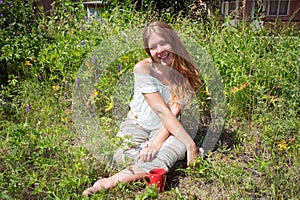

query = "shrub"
[0,0,46,83]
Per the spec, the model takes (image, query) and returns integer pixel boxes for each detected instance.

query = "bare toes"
[83,179,107,196]
[82,187,93,196]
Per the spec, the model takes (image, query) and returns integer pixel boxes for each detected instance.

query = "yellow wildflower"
[105,99,113,112]
[230,83,248,94]
[277,140,287,151]
[205,87,210,96]
[25,60,32,66]
[53,85,60,91]
[89,89,99,100]
[65,108,71,115]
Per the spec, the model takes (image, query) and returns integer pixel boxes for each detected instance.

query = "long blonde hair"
[143,21,201,105]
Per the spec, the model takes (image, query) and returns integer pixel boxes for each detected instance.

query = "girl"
[83,21,201,196]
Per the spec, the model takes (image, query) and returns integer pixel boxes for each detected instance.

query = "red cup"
[143,168,167,192]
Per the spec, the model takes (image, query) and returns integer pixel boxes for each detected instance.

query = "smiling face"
[148,33,173,66]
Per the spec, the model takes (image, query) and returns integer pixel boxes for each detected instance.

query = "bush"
[109,0,209,23]
[0,0,45,82]
[0,0,86,84]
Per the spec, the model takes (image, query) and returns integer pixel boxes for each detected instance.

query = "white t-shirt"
[129,63,171,130]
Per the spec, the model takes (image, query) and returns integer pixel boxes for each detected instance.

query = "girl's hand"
[186,142,198,166]
[140,147,158,163]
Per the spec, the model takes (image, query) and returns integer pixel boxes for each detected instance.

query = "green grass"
[1,2,299,199]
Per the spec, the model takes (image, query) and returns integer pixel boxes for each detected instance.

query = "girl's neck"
[152,62,172,86]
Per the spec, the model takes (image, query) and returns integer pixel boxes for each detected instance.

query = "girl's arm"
[142,92,197,165]
[150,103,182,148]
[140,104,181,163]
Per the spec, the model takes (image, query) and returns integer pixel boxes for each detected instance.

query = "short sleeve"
[134,74,158,93]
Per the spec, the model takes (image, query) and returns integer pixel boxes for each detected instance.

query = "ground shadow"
[164,125,238,191]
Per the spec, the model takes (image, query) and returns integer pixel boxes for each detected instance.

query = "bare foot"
[82,178,115,196]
